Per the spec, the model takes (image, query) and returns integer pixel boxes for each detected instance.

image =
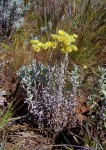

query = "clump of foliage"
[17,60,81,136]
[81,66,106,149]
[0,0,31,40]
[17,30,81,136]
[87,66,106,128]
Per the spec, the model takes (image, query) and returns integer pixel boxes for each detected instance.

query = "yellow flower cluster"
[30,39,57,52]
[30,30,78,53]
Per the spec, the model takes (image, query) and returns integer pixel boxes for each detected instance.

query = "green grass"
[0,101,13,131]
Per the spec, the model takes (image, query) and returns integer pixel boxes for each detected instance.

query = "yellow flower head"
[64,40,70,46]
[61,46,73,53]
[37,42,44,48]
[70,38,76,43]
[83,65,88,69]
[57,36,64,42]
[73,34,78,38]
[61,48,66,53]
[51,42,57,49]
[45,41,52,48]
[71,45,78,51]
[66,46,73,53]
[51,34,58,40]
[30,39,40,44]
[32,45,41,52]
[58,30,66,35]
[42,44,48,50]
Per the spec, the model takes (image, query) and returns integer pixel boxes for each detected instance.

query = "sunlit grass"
[0,30,35,72]
[21,0,106,67]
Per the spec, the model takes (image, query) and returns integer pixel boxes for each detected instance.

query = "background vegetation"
[0,0,106,149]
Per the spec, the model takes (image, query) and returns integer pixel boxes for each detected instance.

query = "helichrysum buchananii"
[30,30,78,53]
